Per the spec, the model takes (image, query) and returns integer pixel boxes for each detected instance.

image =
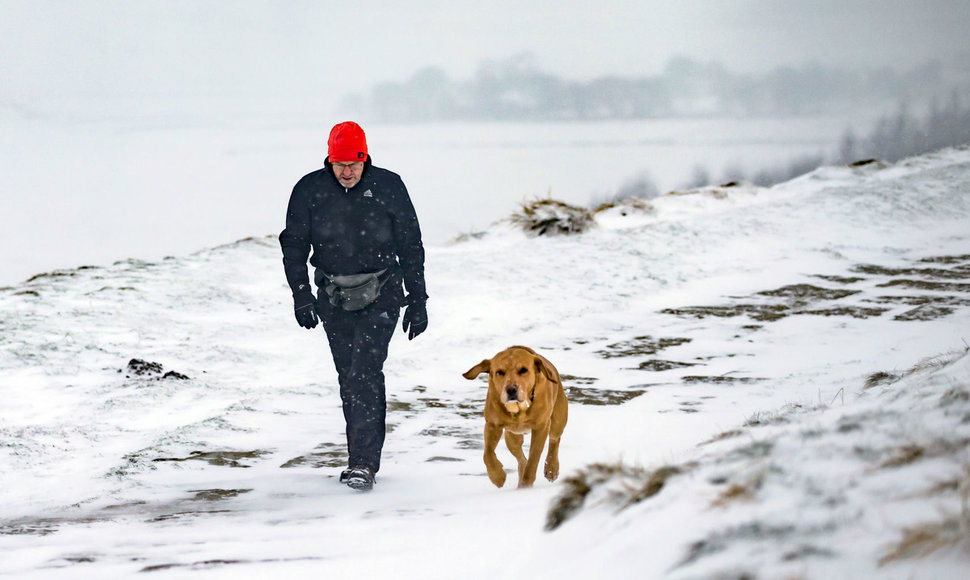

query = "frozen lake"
[1,103,874,286]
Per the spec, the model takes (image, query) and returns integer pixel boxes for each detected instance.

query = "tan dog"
[462,346,568,488]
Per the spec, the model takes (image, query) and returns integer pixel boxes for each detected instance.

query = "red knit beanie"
[327,121,368,163]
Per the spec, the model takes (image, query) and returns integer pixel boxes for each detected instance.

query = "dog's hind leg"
[545,390,568,481]
[520,426,549,488]
[504,431,527,481]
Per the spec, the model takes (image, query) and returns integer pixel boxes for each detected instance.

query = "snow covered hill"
[1,147,969,578]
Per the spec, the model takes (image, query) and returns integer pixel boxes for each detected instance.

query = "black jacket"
[279,157,427,309]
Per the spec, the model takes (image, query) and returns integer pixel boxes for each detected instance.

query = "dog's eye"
[518,367,528,375]
[495,370,505,376]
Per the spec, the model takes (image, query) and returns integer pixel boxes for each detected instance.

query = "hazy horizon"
[3,0,969,104]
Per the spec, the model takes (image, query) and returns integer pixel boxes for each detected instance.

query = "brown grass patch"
[864,371,901,389]
[710,473,764,509]
[700,429,745,445]
[880,467,970,565]
[879,516,970,566]
[624,466,682,507]
[879,444,925,469]
[545,462,683,531]
[507,198,594,236]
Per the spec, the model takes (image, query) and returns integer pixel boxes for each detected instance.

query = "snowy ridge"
[545,347,970,579]
[1,146,969,578]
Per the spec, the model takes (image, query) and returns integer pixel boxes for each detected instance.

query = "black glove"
[401,300,428,340]
[293,289,318,329]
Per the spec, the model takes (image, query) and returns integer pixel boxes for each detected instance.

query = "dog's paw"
[544,461,559,482]
[486,458,507,488]
[488,470,507,488]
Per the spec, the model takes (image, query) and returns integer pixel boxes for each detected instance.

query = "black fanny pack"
[318,269,389,311]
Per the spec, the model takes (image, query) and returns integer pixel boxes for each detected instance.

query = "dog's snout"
[505,385,519,401]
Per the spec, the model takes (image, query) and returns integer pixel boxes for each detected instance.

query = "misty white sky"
[2,0,969,103]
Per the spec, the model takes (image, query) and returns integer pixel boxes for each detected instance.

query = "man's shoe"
[344,466,375,491]
[339,468,352,483]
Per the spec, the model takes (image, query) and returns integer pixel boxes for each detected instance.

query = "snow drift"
[2,146,970,578]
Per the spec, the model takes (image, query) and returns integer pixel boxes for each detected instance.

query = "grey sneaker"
[344,466,375,491]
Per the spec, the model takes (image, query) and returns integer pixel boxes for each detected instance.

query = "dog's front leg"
[483,423,507,487]
[544,435,561,482]
[519,424,550,488]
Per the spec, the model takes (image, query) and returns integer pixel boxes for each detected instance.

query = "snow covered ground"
[1,146,969,578]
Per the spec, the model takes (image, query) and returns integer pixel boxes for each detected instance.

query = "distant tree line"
[597,93,970,205]
[685,93,970,189]
[837,93,970,164]
[340,55,968,122]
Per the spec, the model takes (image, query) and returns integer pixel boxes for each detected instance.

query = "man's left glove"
[293,289,318,329]
[401,300,428,340]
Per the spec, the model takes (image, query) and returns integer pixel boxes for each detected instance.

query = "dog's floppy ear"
[462,359,491,380]
[534,356,557,383]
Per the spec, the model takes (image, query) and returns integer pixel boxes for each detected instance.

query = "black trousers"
[318,302,400,473]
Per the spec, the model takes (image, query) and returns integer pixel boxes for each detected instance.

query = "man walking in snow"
[279,121,428,491]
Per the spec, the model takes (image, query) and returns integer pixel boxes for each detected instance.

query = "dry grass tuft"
[711,483,755,508]
[879,466,970,566]
[865,345,969,391]
[711,472,766,509]
[876,439,970,470]
[879,444,926,469]
[700,429,745,446]
[592,197,655,216]
[744,410,791,427]
[909,353,962,374]
[507,198,595,237]
[940,386,970,406]
[878,517,968,566]
[624,466,682,507]
[545,462,625,531]
[864,371,901,389]
[545,462,682,531]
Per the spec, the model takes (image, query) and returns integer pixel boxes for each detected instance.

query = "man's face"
[332,161,364,188]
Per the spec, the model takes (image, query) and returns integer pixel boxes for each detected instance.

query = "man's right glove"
[293,289,318,329]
